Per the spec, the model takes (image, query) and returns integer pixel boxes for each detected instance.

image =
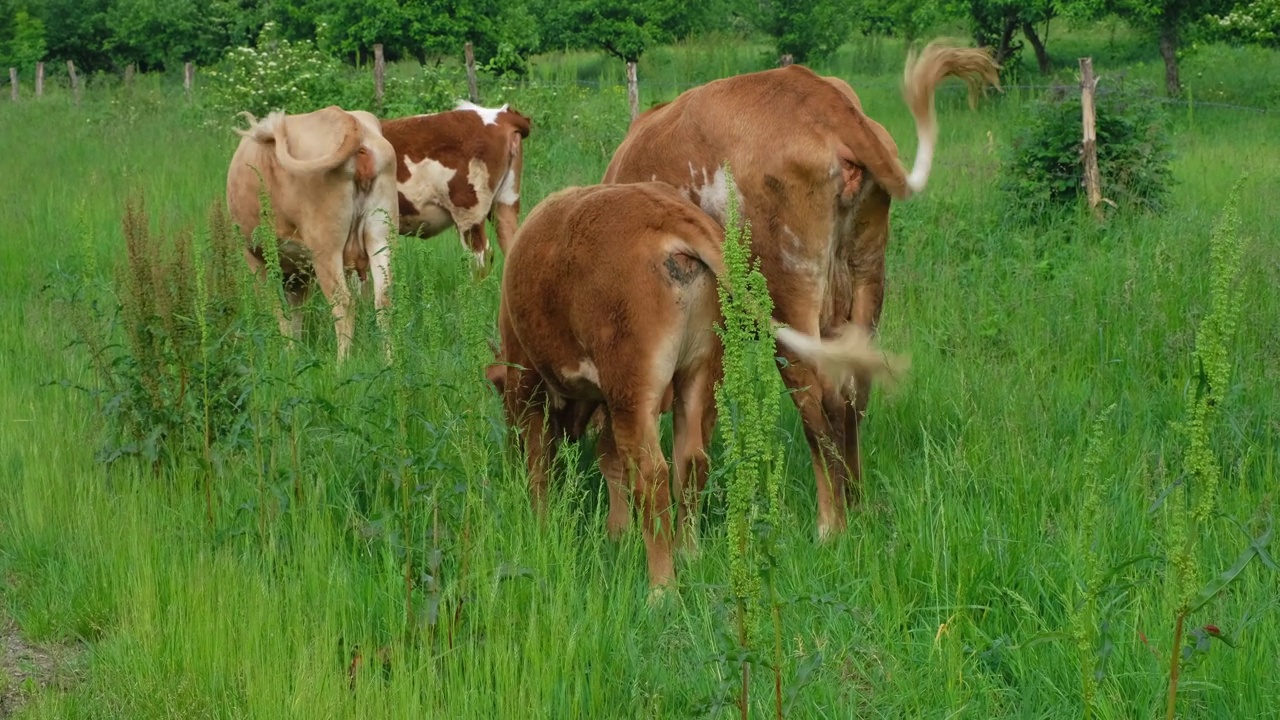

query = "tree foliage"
[0,0,1274,83]
[533,0,709,62]
[753,0,855,62]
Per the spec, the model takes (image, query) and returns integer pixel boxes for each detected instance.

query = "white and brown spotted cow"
[602,41,1000,540]
[380,101,530,276]
[489,182,906,592]
[226,105,399,362]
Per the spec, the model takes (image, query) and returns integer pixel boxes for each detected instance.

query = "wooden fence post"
[464,42,479,103]
[373,44,385,111]
[184,62,194,100]
[1079,57,1103,219]
[68,60,80,105]
[625,61,639,121]
[35,62,44,97]
[124,63,135,88]
[8,68,16,101]
[779,54,793,67]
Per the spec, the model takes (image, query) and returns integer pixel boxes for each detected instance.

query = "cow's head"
[463,225,495,280]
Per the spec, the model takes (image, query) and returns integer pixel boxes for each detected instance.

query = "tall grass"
[1,33,1279,719]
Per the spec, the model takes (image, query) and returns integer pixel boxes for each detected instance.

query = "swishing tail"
[671,230,910,389]
[838,40,1000,200]
[773,323,909,390]
[900,40,1003,195]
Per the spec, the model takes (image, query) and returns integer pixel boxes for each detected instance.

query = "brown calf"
[380,102,531,276]
[226,105,399,362]
[602,40,1000,539]
[490,182,904,592]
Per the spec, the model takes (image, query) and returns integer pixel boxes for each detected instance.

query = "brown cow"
[602,40,1000,540]
[490,182,905,592]
[380,102,531,277]
[227,105,399,362]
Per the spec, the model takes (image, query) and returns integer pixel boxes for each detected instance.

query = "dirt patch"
[0,615,82,718]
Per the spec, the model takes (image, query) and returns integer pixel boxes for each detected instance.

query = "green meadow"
[1,27,1278,718]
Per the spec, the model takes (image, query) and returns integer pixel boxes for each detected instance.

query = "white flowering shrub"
[1211,0,1280,46]
[203,21,349,119]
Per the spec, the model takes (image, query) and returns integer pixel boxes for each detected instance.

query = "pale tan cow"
[489,182,905,592]
[603,41,1000,539]
[226,105,399,362]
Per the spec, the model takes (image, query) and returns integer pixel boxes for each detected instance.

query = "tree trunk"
[998,18,1018,63]
[1159,25,1180,96]
[1022,21,1051,74]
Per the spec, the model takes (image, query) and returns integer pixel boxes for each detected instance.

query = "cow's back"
[502,183,721,402]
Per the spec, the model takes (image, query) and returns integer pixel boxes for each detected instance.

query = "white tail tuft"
[773,324,909,391]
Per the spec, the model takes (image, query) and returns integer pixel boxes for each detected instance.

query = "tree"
[954,0,1057,74]
[105,0,209,70]
[536,0,707,62]
[1095,0,1231,95]
[754,0,855,63]
[2,6,46,71]
[860,0,946,45]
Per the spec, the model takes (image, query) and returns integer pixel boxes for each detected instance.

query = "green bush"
[1209,0,1280,47]
[203,21,350,119]
[1001,80,1175,219]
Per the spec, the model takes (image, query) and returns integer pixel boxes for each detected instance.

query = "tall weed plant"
[51,193,255,470]
[712,166,790,719]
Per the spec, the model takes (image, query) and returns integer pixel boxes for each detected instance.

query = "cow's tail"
[672,228,909,390]
[235,106,363,175]
[899,40,1001,196]
[838,40,999,201]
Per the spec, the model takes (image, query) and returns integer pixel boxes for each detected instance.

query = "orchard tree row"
[2,0,1278,94]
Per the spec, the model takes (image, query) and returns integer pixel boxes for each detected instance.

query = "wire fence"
[5,58,1275,116]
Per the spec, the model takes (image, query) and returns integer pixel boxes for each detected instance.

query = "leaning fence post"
[625,60,639,121]
[35,62,44,98]
[464,41,479,103]
[1079,57,1103,219]
[184,61,194,100]
[9,67,17,101]
[373,44,385,112]
[68,60,80,105]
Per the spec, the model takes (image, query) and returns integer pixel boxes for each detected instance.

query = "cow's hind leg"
[671,362,717,557]
[362,205,396,363]
[311,250,356,362]
[245,247,305,346]
[594,410,631,540]
[611,403,676,592]
[774,301,851,541]
[842,188,891,506]
[507,368,557,518]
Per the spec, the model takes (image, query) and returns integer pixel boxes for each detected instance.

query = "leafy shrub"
[1001,80,1175,219]
[1209,0,1280,47]
[203,21,349,119]
[376,63,468,118]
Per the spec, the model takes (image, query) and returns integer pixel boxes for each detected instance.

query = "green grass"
[2,31,1279,719]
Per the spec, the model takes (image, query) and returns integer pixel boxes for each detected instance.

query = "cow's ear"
[484,363,506,394]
